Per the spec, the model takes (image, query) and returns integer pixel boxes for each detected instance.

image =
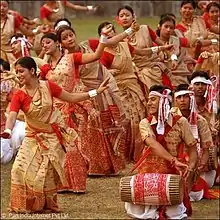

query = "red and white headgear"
[149,89,172,135]
[10,35,33,57]
[174,88,198,139]
[191,75,218,114]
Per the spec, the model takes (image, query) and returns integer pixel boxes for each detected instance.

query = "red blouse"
[176,18,211,33]
[148,27,157,41]
[10,81,62,113]
[8,10,23,29]
[100,43,134,69]
[40,0,68,19]
[40,53,82,80]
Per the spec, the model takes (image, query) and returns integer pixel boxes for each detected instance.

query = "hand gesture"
[131,21,140,32]
[173,158,189,177]
[199,51,213,59]
[101,24,113,36]
[97,77,110,94]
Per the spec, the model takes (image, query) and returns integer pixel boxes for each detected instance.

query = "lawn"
[62,16,161,41]
[1,160,219,219]
[1,17,219,219]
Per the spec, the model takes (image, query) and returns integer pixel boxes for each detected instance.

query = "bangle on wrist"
[4,128,12,136]
[88,89,98,98]
[99,35,107,44]
[197,57,204,64]
[124,27,133,36]
[151,46,159,53]
[171,54,178,61]
[211,39,218,45]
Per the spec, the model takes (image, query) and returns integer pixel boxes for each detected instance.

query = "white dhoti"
[11,120,25,155]
[125,202,187,219]
[1,138,13,164]
[189,189,204,202]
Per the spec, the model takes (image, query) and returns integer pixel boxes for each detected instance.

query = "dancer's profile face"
[147,95,160,115]
[41,37,58,55]
[117,9,134,28]
[60,29,76,49]
[11,40,22,55]
[175,94,190,111]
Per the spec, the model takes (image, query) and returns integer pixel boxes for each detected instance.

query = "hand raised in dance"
[101,24,114,36]
[97,77,110,94]
[130,20,140,32]
[199,51,213,59]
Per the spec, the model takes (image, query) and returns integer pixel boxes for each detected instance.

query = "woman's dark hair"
[117,5,134,16]
[56,26,76,43]
[180,0,196,9]
[11,33,24,41]
[175,83,190,92]
[149,85,170,93]
[0,58,10,71]
[160,13,176,20]
[156,16,176,37]
[41,32,58,43]
[54,18,72,29]
[190,71,210,81]
[15,57,37,75]
[206,2,220,12]
[97,21,116,36]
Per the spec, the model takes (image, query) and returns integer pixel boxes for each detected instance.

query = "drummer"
[190,71,219,187]
[124,85,198,219]
[172,83,218,201]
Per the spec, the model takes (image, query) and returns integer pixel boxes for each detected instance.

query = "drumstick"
[128,147,151,174]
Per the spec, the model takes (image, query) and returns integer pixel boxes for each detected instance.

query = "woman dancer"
[116,5,173,90]
[176,0,219,56]
[1,56,109,213]
[54,22,134,168]
[40,28,131,188]
[156,15,197,87]
[40,0,97,27]
[97,21,174,161]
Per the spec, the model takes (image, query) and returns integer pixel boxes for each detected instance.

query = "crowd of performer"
[0,0,219,219]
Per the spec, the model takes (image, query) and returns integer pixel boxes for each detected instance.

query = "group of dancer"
[0,0,219,218]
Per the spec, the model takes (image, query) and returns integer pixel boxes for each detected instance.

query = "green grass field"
[1,17,219,219]
[66,17,160,41]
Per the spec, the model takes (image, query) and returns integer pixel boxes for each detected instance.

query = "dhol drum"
[120,173,184,205]
[208,147,218,170]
